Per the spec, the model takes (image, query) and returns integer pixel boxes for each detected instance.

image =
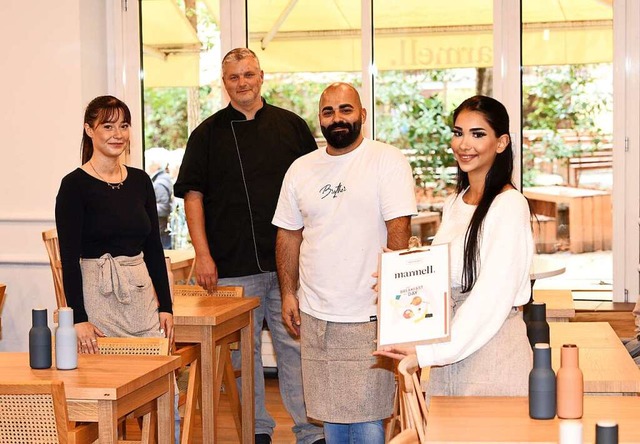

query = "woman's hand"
[75,322,105,354]
[373,344,417,361]
[159,312,175,351]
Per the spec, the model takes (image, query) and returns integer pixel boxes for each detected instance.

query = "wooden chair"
[173,284,244,439]
[0,380,98,444]
[389,428,420,444]
[396,354,429,443]
[98,337,169,444]
[97,337,201,444]
[42,229,67,318]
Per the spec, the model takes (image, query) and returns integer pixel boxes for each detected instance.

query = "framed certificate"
[377,243,451,348]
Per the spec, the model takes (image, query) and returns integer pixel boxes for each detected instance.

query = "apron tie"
[96,253,144,304]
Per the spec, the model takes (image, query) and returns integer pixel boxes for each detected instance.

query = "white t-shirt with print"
[273,138,417,322]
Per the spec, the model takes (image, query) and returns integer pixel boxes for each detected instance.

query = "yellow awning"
[141,0,201,87]
[144,0,613,86]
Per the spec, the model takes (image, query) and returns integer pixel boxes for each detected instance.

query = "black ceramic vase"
[29,308,52,369]
[526,301,550,348]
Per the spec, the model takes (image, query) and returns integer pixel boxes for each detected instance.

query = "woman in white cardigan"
[376,95,534,396]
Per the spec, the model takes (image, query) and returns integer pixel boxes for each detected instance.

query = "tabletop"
[533,289,575,320]
[0,352,180,399]
[426,396,640,443]
[530,254,566,280]
[550,346,640,394]
[173,295,260,326]
[549,322,621,349]
[164,248,195,266]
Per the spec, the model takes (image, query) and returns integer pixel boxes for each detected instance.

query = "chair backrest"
[0,380,69,443]
[397,354,429,443]
[173,284,244,299]
[42,229,67,309]
[0,283,6,338]
[97,337,170,356]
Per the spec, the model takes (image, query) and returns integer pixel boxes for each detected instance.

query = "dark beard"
[321,120,362,149]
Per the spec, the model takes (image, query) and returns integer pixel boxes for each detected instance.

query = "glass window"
[140,0,222,249]
[522,0,613,294]
[247,0,361,140]
[373,0,493,242]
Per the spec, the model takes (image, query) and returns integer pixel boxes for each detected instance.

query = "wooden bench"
[568,147,613,187]
[523,129,612,187]
[524,186,612,253]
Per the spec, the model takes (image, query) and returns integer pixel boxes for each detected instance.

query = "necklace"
[89,161,124,190]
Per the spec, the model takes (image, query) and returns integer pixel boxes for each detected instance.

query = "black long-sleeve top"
[55,166,172,324]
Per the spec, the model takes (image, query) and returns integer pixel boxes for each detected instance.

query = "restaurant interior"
[1,0,639,443]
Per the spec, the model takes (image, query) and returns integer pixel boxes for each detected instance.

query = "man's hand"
[195,254,218,292]
[75,322,105,354]
[282,292,301,337]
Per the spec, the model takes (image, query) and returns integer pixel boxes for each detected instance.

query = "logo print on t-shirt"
[319,182,346,199]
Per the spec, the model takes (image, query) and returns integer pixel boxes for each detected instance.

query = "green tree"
[375,71,455,194]
[522,64,610,186]
[143,86,214,149]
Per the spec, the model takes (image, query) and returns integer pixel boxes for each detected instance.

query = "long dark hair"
[453,95,514,293]
[81,95,131,164]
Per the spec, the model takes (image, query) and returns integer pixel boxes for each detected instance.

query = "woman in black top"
[55,95,173,354]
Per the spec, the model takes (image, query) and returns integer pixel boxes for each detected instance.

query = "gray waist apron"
[300,312,395,423]
[427,288,532,399]
[80,253,162,338]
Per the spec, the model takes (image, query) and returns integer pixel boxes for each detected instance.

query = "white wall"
[0,0,109,351]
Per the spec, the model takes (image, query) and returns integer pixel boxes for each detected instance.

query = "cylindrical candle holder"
[55,307,78,370]
[596,421,619,444]
[526,301,550,348]
[29,308,52,369]
[557,344,583,419]
[529,343,556,419]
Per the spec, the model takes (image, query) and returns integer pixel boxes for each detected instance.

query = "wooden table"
[421,322,640,394]
[173,295,260,444]
[1,353,179,444]
[533,289,575,321]
[524,186,612,253]
[549,322,621,349]
[426,396,640,443]
[164,248,195,283]
[551,346,640,394]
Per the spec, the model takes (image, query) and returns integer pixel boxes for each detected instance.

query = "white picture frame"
[377,243,451,348]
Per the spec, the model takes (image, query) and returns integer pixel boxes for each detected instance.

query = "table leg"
[97,401,118,444]
[569,198,584,253]
[241,311,254,444]
[200,327,216,443]
[157,373,175,444]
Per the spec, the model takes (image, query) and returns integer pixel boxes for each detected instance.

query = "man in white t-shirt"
[273,82,417,443]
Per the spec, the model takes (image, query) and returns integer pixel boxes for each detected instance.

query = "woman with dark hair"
[376,95,534,396]
[55,95,174,354]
